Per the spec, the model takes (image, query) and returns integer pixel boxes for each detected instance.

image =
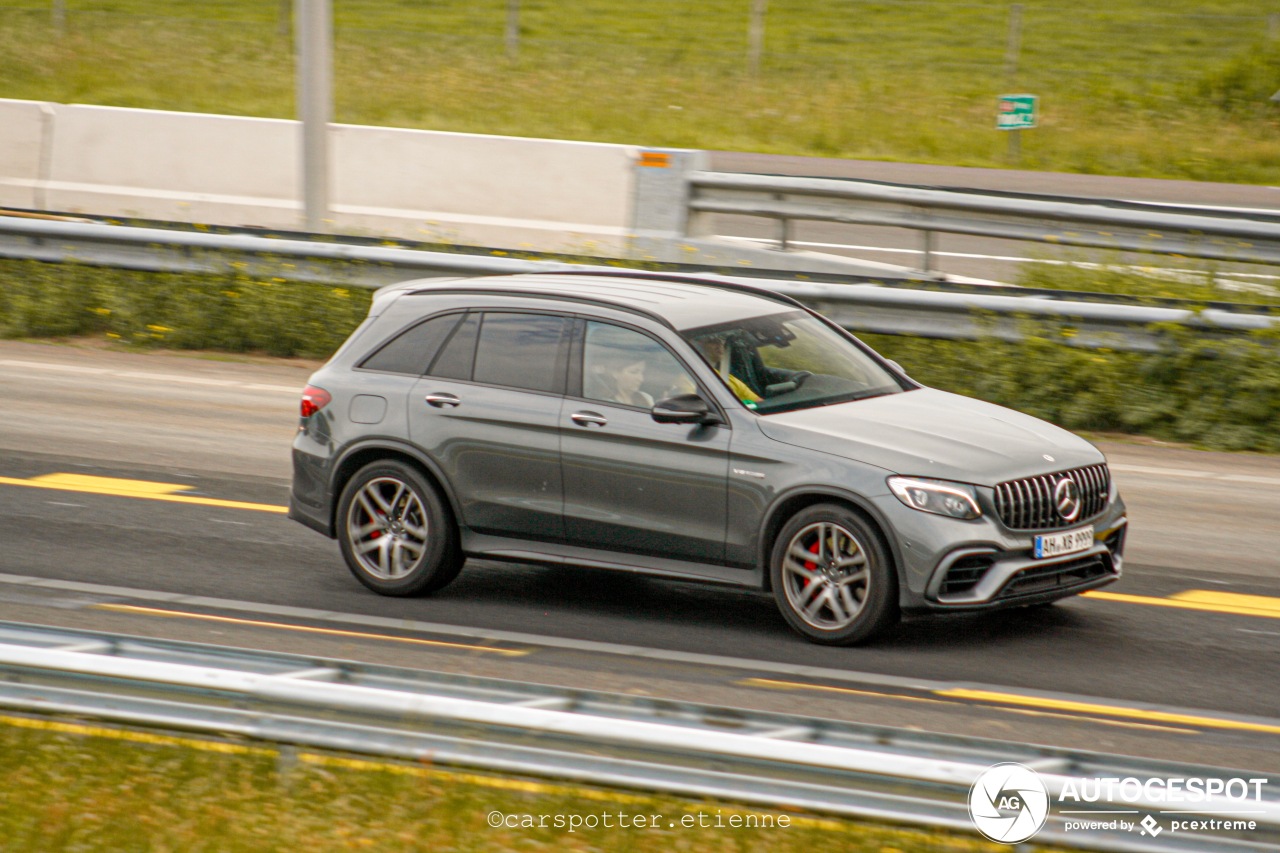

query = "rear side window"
[360,313,463,375]
[472,313,569,394]
[427,312,480,380]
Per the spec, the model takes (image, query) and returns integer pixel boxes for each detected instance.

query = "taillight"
[300,385,331,418]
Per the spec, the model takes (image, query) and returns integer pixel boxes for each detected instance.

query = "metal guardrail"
[0,622,1277,852]
[686,172,1280,275]
[0,215,1276,352]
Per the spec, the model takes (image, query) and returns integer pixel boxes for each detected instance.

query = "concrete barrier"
[0,98,901,274]
[0,99,51,210]
[332,124,637,251]
[43,104,299,227]
[0,98,640,254]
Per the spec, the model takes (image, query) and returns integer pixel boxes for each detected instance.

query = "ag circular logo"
[968,762,1050,844]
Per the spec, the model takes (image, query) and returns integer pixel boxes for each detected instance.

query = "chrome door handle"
[424,393,461,408]
[571,411,608,427]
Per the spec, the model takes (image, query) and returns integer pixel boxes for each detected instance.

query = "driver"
[693,333,763,405]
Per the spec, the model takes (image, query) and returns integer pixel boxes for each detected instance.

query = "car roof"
[385,271,802,331]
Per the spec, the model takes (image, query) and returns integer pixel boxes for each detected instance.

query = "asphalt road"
[1,339,1279,772]
[707,151,1280,285]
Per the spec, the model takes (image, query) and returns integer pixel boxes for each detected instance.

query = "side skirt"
[461,532,762,588]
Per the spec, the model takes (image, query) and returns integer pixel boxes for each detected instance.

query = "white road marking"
[116,372,239,387]
[1110,463,1280,487]
[726,237,1280,289]
[244,383,304,393]
[0,359,111,374]
[2,359,300,395]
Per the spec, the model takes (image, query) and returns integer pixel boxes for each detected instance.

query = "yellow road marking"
[1172,589,1280,614]
[92,603,529,657]
[0,472,287,513]
[740,678,1195,734]
[32,473,193,495]
[937,689,1280,735]
[741,677,951,705]
[1084,589,1280,619]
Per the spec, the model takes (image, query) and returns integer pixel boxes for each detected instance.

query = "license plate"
[1034,525,1094,559]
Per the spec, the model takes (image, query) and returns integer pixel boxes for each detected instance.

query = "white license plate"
[1034,525,1094,559]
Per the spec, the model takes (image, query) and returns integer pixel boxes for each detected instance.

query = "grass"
[0,714,1047,853]
[3,1,1280,181]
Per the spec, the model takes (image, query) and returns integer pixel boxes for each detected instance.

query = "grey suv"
[290,272,1127,644]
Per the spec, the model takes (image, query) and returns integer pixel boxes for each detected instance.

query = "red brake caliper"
[802,539,820,589]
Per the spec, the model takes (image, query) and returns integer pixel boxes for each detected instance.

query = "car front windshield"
[681,310,906,414]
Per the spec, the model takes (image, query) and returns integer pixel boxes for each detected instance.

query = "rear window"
[427,313,480,380]
[360,313,463,375]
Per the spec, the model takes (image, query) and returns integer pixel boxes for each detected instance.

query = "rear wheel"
[770,504,898,645]
[336,460,463,596]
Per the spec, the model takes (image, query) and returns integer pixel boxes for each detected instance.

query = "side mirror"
[652,393,722,426]
[887,359,906,376]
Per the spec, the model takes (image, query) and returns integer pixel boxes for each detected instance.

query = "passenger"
[596,354,654,407]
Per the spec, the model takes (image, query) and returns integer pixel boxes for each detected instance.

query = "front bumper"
[922,517,1126,611]
[876,490,1128,613]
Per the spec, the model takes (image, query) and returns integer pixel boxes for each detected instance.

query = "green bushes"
[864,328,1280,453]
[0,260,370,359]
[2,257,1277,452]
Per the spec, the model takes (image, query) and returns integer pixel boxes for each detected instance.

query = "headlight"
[887,477,981,520]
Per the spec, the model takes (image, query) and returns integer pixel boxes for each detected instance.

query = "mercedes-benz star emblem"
[1054,476,1082,522]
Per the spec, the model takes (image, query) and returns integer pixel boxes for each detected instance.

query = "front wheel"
[769,504,898,645]
[336,460,463,596]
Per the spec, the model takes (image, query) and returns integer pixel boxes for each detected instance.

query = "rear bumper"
[288,495,333,538]
[289,444,335,538]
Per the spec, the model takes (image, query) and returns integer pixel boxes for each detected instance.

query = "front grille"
[997,554,1112,600]
[993,464,1110,531]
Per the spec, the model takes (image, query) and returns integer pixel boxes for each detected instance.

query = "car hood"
[756,388,1104,486]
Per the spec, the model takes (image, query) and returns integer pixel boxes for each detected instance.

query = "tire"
[769,504,899,645]
[336,460,463,596]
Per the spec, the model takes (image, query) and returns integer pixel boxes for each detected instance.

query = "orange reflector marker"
[638,151,670,168]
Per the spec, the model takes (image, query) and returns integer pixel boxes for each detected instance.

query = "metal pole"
[52,0,66,34]
[1270,13,1280,41]
[506,0,519,59]
[1004,3,1023,84]
[748,0,767,75]
[1008,129,1022,164]
[296,0,332,233]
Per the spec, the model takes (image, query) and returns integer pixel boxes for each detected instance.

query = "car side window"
[426,312,480,380]
[581,322,697,409]
[471,312,569,394]
[360,312,463,375]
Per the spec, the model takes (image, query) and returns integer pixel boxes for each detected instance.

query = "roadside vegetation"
[0,715,1047,853]
[3,0,1280,181]
[2,256,1277,452]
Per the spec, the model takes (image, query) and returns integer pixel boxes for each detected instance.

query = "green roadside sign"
[997,94,1038,130]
